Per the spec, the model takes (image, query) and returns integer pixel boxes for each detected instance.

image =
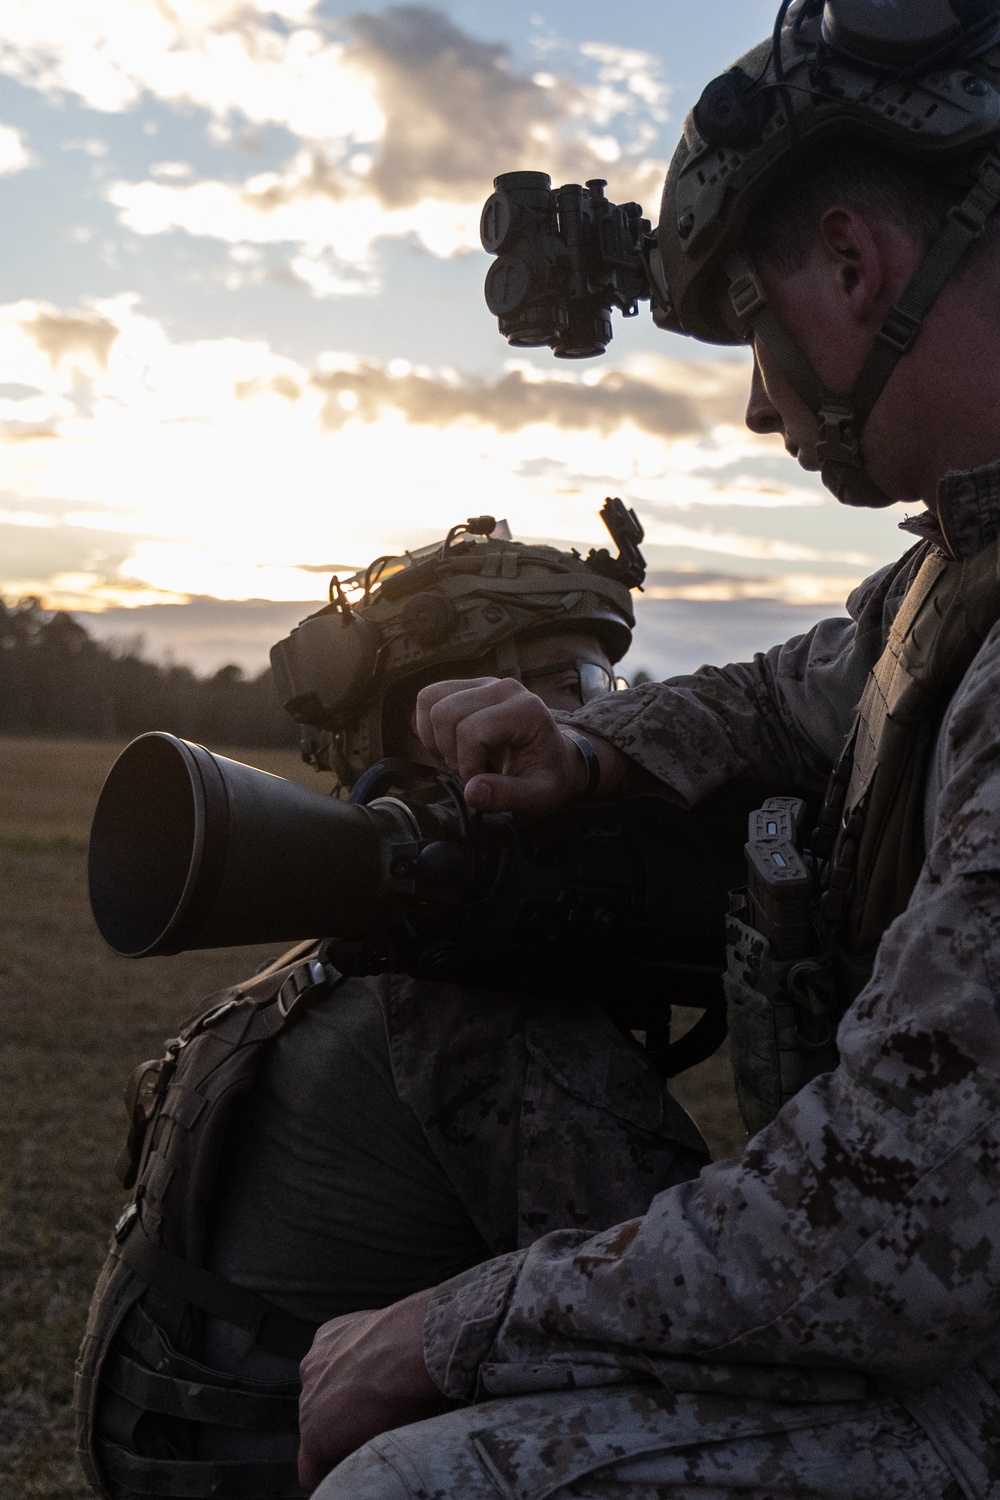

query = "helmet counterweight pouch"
[271,609,379,729]
[822,0,966,63]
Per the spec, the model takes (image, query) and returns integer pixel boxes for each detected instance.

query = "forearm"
[563,614,874,807]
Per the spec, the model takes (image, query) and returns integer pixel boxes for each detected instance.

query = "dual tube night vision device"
[480,0,1000,358]
[480,173,657,359]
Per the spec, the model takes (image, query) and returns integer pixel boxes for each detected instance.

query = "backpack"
[74,941,340,1500]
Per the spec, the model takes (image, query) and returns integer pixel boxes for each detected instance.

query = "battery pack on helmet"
[270,608,379,729]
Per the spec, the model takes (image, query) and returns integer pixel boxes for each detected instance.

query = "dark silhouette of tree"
[0,598,298,747]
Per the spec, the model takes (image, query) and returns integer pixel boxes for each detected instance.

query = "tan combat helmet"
[650,0,1000,507]
[270,499,644,787]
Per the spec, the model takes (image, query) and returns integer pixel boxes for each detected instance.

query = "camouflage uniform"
[313,469,1000,1499]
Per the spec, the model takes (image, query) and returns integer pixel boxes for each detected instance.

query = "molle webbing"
[94,1440,305,1499]
[826,535,1000,998]
[74,946,340,1500]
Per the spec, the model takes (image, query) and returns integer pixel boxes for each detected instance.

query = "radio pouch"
[724,893,839,1137]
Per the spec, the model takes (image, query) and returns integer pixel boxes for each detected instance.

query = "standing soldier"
[300,3,1000,1496]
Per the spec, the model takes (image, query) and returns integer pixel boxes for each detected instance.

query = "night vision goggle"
[480,0,1000,359]
[481,172,659,359]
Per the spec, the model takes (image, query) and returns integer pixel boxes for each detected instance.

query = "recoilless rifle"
[88,743,758,1074]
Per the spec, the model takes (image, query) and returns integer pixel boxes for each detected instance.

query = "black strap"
[96,1439,306,1499]
[105,1350,300,1430]
[175,948,338,1045]
[728,257,828,412]
[119,1220,317,1362]
[120,1300,302,1397]
[851,149,1000,426]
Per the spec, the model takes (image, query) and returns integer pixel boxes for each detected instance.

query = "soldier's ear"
[814,206,902,326]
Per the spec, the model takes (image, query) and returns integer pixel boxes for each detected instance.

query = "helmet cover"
[271,504,643,785]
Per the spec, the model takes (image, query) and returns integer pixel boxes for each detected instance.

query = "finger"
[463,770,561,815]
[416,677,498,711]
[450,699,543,783]
[423,680,524,773]
[415,678,500,765]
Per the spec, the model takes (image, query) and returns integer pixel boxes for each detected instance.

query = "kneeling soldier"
[76,509,719,1500]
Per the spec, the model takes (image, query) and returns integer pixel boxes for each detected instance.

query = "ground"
[0,735,745,1498]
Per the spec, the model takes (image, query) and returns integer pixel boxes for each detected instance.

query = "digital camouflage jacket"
[420,464,1000,1495]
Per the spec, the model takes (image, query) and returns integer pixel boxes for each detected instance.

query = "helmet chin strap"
[725,149,1000,510]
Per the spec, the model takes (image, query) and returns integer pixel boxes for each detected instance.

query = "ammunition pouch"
[724,895,840,1137]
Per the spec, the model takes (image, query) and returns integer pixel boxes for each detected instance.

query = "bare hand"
[298,1288,447,1490]
[414,677,591,814]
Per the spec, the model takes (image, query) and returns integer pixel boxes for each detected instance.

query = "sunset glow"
[0,0,911,675]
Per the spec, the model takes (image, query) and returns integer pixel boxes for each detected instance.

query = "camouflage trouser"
[311,1385,960,1500]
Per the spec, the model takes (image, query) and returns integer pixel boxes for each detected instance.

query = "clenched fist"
[415,677,624,814]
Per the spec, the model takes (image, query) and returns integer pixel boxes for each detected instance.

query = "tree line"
[0,597,299,747]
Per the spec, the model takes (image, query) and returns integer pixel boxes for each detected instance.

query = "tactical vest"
[726,535,1000,1135]
[75,943,337,1500]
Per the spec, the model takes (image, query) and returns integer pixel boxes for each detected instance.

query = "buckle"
[816,403,861,466]
[876,304,922,355]
[728,269,767,325]
[947,201,988,236]
[277,959,330,1017]
[114,1202,140,1243]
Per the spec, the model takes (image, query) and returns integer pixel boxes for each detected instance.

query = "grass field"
[0,735,744,1497]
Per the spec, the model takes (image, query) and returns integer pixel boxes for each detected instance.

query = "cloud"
[62,135,107,157]
[0,0,355,122]
[0,122,34,174]
[312,365,699,440]
[642,569,868,605]
[638,528,872,566]
[1,2,667,191]
[231,353,748,441]
[345,7,565,210]
[79,593,327,674]
[149,160,194,180]
[6,2,669,285]
[107,167,490,273]
[0,518,133,585]
[22,309,120,369]
[0,296,905,615]
[341,8,666,210]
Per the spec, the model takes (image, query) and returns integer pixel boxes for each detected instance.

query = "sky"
[0,0,916,678]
